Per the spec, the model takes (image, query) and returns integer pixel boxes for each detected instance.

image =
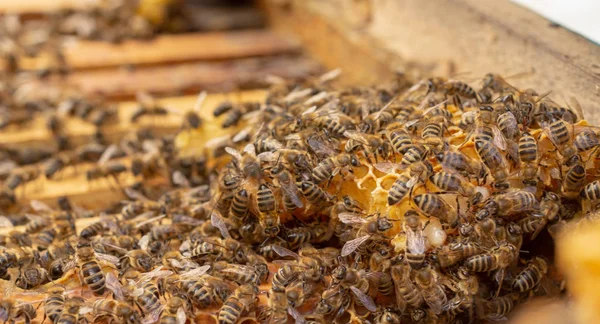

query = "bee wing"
[243,143,256,156]
[193,91,207,113]
[374,162,402,173]
[142,305,164,324]
[287,306,307,324]
[422,100,449,116]
[211,211,232,240]
[98,144,118,165]
[172,171,191,188]
[224,147,243,161]
[180,265,211,279]
[30,199,52,212]
[301,105,318,116]
[96,252,120,266]
[285,88,313,103]
[139,266,174,282]
[406,175,419,188]
[221,264,256,276]
[205,135,231,149]
[272,245,301,260]
[105,272,125,300]
[135,214,166,228]
[138,234,151,250]
[232,127,251,143]
[343,131,369,145]
[491,126,507,151]
[62,259,77,273]
[79,306,94,315]
[349,286,377,312]
[136,91,155,107]
[304,91,328,105]
[319,68,342,83]
[256,151,275,162]
[279,178,304,209]
[0,216,13,228]
[341,235,371,257]
[176,307,187,324]
[308,136,337,156]
[567,96,584,120]
[407,230,426,254]
[338,212,368,225]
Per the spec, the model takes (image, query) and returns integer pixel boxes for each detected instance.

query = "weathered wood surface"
[64,55,321,100]
[17,30,301,70]
[261,0,600,123]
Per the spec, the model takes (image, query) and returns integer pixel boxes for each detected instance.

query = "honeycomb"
[1,71,596,324]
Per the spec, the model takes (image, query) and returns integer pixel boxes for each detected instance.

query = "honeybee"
[285,223,329,250]
[414,265,447,315]
[74,242,119,296]
[274,169,304,212]
[299,180,333,207]
[387,128,416,155]
[497,111,520,140]
[475,190,538,220]
[180,274,235,308]
[312,153,360,185]
[434,149,486,181]
[218,284,258,324]
[269,287,306,324]
[338,213,394,257]
[474,134,510,190]
[574,129,600,153]
[329,265,377,312]
[127,280,162,322]
[212,261,262,286]
[481,293,519,321]
[16,263,48,289]
[315,286,351,317]
[528,192,561,239]
[580,179,600,202]
[517,132,540,187]
[436,241,481,269]
[285,280,314,308]
[118,249,153,274]
[542,117,580,166]
[43,286,65,323]
[256,183,280,236]
[159,296,189,324]
[374,308,402,324]
[344,130,390,163]
[131,92,170,123]
[430,171,487,206]
[413,193,458,227]
[56,296,87,324]
[5,166,41,191]
[562,158,586,194]
[403,210,426,269]
[512,257,548,293]
[92,299,141,324]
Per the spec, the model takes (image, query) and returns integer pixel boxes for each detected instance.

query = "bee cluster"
[0,68,598,324]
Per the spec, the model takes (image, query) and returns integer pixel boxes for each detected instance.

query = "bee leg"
[493,268,506,297]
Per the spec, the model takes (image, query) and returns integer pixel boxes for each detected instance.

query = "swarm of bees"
[1,68,598,324]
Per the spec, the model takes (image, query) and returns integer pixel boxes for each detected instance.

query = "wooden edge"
[16,30,302,71]
[0,0,86,14]
[260,0,600,123]
[0,90,267,147]
[63,55,321,100]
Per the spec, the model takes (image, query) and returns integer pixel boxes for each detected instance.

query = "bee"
[413,193,458,226]
[92,299,141,324]
[527,192,561,239]
[344,130,390,162]
[159,296,189,324]
[387,174,416,206]
[7,303,37,324]
[387,128,415,155]
[542,117,580,166]
[338,213,394,257]
[414,265,447,315]
[5,166,41,191]
[118,249,153,274]
[400,144,427,166]
[580,179,600,202]
[430,171,486,205]
[16,263,48,289]
[563,159,586,193]
[218,284,258,324]
[300,180,332,207]
[316,286,351,317]
[86,162,128,183]
[285,281,313,308]
[256,183,280,236]
[465,242,516,273]
[301,101,348,137]
[475,190,538,220]
[43,286,65,323]
[312,153,359,185]
[474,135,510,190]
[229,188,250,223]
[517,132,539,186]
[80,220,109,240]
[512,257,548,292]
[482,293,518,321]
[403,210,426,269]
[218,102,260,128]
[329,265,377,312]
[131,92,170,123]
[272,245,328,291]
[434,150,486,180]
[574,129,600,152]
[442,80,477,99]
[255,137,284,154]
[497,111,520,140]
[436,241,481,268]
[375,308,402,324]
[76,242,115,296]
[181,274,235,308]
[128,280,162,319]
[274,169,304,212]
[56,296,86,324]
[286,222,329,250]
[269,287,306,324]
[212,261,262,286]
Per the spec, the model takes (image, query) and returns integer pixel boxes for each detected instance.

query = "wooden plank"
[261,0,600,123]
[64,56,321,100]
[0,90,267,147]
[0,0,85,14]
[17,30,301,71]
